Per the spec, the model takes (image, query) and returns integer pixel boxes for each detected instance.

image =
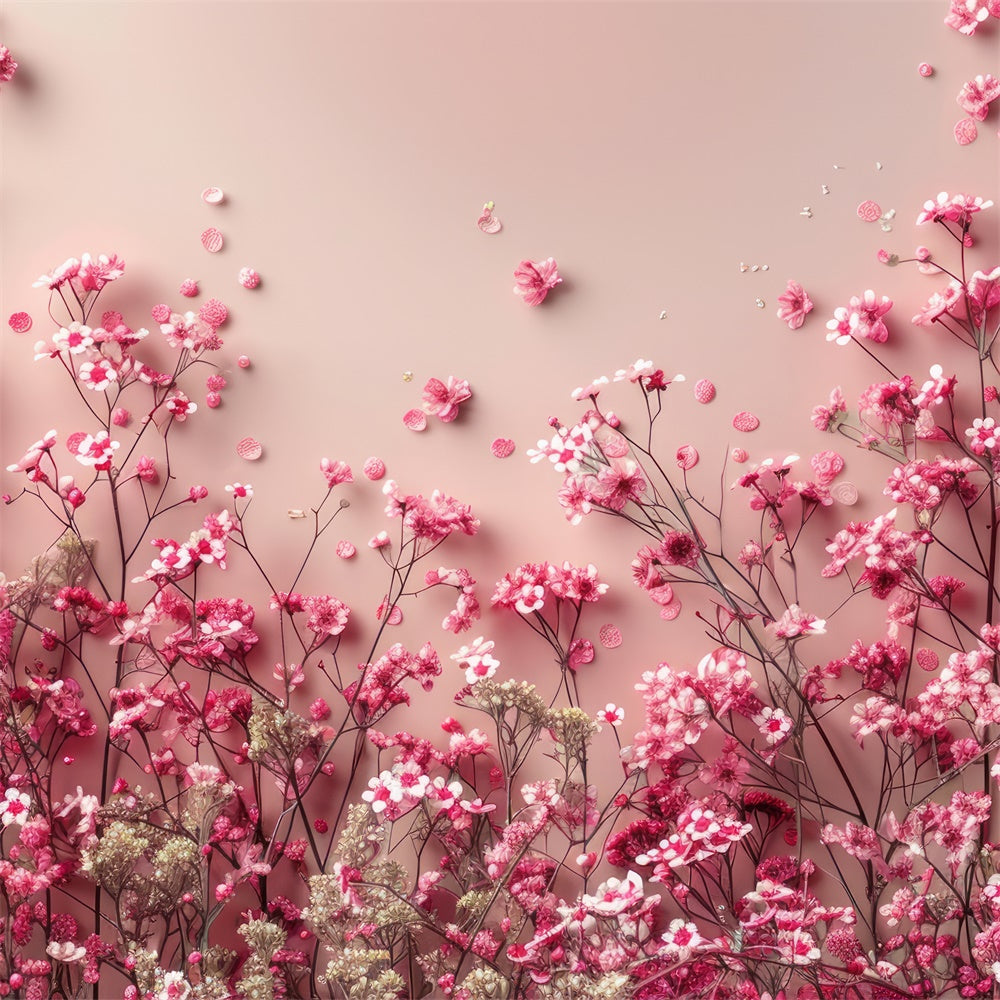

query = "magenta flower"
[513,257,562,306]
[776,280,814,330]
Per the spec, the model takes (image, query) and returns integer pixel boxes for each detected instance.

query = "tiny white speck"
[833,164,843,170]
[659,310,667,320]
[800,207,813,218]
[750,264,759,272]
[876,161,883,170]
[755,297,765,309]
[821,184,830,195]
[761,264,769,271]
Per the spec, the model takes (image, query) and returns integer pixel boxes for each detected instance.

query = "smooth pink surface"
[1,0,998,708]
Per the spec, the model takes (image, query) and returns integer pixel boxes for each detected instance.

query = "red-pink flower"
[776,280,814,330]
[513,257,562,306]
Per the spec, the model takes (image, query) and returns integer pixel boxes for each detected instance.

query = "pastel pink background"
[1,1,998,739]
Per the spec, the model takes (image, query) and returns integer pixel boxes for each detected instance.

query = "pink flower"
[594,458,647,511]
[945,0,991,34]
[460,797,496,815]
[422,376,472,422]
[967,266,1000,324]
[581,870,647,915]
[912,280,964,326]
[134,456,158,484]
[320,458,353,488]
[914,365,958,408]
[303,594,350,638]
[160,311,214,352]
[657,530,701,568]
[754,706,793,745]
[916,192,993,226]
[769,604,826,639]
[661,919,706,962]
[451,636,500,684]
[848,290,893,343]
[568,637,594,669]
[826,306,852,345]
[571,375,610,400]
[362,769,405,815]
[958,74,1000,121]
[165,392,197,421]
[198,298,228,329]
[0,45,17,83]
[966,417,999,456]
[776,280,814,329]
[810,450,844,486]
[225,482,253,499]
[6,429,57,474]
[34,257,80,291]
[527,421,594,473]
[76,253,125,292]
[513,257,562,306]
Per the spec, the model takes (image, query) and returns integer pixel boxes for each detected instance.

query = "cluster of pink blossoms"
[344,642,442,724]
[380,480,479,547]
[630,648,765,770]
[135,509,234,583]
[492,560,608,614]
[4,27,1000,991]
